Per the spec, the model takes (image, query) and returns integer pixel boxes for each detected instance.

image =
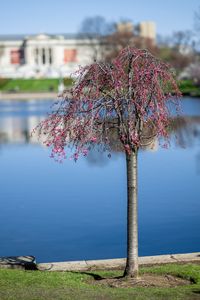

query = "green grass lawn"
[0,78,200,96]
[178,80,200,97]
[0,78,73,93]
[0,264,200,300]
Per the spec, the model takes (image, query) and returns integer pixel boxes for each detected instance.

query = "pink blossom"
[90,137,97,142]
[82,149,89,156]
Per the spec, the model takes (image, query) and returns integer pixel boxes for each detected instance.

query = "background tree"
[104,21,158,63]
[171,30,194,50]
[194,6,200,33]
[105,31,159,62]
[36,47,181,278]
[156,30,195,73]
[158,48,193,73]
[184,62,200,85]
[103,23,194,73]
[194,6,200,54]
[79,16,114,61]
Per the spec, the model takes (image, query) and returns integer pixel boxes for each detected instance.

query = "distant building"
[116,22,134,33]
[0,21,156,78]
[115,21,156,41]
[139,21,156,41]
[0,33,100,78]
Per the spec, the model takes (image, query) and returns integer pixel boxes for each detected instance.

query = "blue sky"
[1,0,199,36]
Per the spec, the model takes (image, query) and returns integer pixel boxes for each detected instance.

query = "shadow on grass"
[71,271,123,281]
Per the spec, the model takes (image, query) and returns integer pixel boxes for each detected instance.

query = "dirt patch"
[92,274,191,288]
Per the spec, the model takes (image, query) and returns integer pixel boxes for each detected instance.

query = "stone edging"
[37,252,200,271]
[0,92,57,100]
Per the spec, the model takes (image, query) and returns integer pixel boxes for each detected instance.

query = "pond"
[0,97,199,263]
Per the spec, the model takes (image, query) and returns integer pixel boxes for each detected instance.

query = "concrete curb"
[0,92,57,100]
[37,252,200,271]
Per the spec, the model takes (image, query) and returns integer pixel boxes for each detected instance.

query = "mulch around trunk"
[91,274,192,288]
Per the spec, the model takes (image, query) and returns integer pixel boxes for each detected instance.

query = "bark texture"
[124,149,139,278]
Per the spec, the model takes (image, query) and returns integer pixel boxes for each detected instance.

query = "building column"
[45,48,49,65]
[25,46,34,65]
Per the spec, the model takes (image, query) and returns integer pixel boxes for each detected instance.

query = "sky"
[1,0,199,37]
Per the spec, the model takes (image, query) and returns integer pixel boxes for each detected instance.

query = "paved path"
[0,92,57,100]
[37,252,200,271]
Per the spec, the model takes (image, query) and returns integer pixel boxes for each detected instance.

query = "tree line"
[78,9,200,82]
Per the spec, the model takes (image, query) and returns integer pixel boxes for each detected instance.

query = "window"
[64,49,77,63]
[42,48,46,65]
[10,50,21,64]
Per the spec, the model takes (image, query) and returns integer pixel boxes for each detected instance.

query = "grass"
[0,77,200,97]
[0,78,200,97]
[0,264,200,299]
[0,78,73,93]
[178,80,200,97]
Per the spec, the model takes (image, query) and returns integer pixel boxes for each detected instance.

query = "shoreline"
[0,92,200,100]
[1,252,199,271]
[37,252,200,271]
[0,92,58,100]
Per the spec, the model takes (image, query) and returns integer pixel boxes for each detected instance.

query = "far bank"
[0,78,200,98]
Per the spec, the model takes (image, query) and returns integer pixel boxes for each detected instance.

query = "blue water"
[0,97,199,263]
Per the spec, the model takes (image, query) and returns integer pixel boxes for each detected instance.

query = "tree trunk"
[123,149,139,278]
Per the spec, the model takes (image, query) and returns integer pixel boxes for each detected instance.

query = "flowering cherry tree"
[36,47,181,278]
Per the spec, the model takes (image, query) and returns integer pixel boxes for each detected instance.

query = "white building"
[0,21,156,79]
[0,33,100,78]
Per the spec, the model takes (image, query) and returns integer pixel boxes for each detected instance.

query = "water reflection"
[171,116,200,147]
[0,99,53,145]
[0,103,199,151]
[0,116,41,144]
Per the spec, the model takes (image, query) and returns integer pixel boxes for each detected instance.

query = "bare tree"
[194,6,200,32]
[171,30,194,50]
[79,16,115,61]
[104,30,159,63]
